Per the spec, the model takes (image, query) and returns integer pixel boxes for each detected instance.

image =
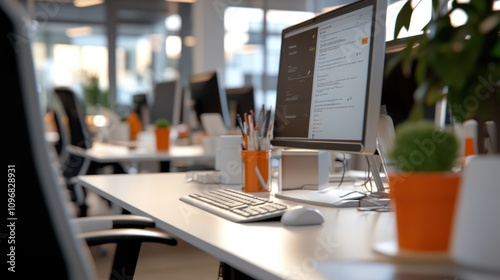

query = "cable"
[332,152,346,188]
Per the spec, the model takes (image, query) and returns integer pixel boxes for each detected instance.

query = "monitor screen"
[226,85,255,129]
[271,0,387,155]
[132,93,149,127]
[151,79,183,126]
[382,37,418,127]
[189,70,231,129]
[382,35,450,127]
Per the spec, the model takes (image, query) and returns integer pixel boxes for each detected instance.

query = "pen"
[243,113,249,150]
[249,115,257,150]
[262,108,271,137]
[255,166,268,191]
[236,114,244,135]
[257,104,265,133]
[243,122,249,150]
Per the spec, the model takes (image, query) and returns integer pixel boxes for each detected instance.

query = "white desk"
[75,172,475,280]
[67,141,213,163]
[67,141,214,174]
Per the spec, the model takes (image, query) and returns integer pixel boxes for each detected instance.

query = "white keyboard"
[180,189,288,223]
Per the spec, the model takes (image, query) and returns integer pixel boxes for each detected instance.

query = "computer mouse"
[280,205,324,226]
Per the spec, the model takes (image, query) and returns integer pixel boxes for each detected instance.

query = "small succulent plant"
[389,121,459,172]
[154,118,170,128]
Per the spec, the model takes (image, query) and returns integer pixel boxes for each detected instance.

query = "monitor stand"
[274,154,390,208]
[274,113,393,208]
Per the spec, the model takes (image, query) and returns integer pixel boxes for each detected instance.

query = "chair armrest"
[66,144,86,156]
[81,228,177,247]
[75,215,156,233]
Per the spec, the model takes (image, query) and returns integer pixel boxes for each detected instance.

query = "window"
[224,6,314,111]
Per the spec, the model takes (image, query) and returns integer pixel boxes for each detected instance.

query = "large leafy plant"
[390,0,500,153]
[82,72,110,108]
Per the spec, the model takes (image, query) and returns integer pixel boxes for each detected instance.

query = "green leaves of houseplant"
[82,72,110,108]
[392,0,500,124]
[389,0,500,155]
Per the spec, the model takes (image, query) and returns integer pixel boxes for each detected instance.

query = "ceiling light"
[73,0,104,8]
[66,26,92,38]
[165,0,196,3]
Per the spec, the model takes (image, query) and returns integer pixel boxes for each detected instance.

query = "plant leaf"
[407,101,424,122]
[394,0,414,39]
[425,85,446,105]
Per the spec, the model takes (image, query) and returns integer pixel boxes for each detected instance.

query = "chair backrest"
[53,87,93,149]
[48,109,67,156]
[3,1,96,278]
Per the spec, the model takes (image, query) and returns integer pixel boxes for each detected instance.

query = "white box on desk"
[279,149,330,191]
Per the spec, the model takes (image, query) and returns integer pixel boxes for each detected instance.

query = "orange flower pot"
[155,128,170,151]
[388,172,461,252]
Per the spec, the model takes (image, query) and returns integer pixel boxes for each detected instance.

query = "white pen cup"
[216,135,243,184]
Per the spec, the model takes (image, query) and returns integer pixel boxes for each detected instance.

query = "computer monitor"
[226,85,255,129]
[150,79,183,127]
[272,0,386,154]
[189,70,231,129]
[382,37,419,127]
[132,93,149,128]
[383,35,450,128]
[271,0,388,207]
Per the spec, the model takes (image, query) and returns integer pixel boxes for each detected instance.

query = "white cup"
[216,135,242,184]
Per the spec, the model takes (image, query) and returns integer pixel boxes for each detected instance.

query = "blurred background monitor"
[225,85,255,129]
[189,70,231,129]
[382,34,450,128]
[151,79,183,127]
[131,93,149,126]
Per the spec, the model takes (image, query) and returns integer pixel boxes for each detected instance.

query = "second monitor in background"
[151,79,183,127]
[132,93,149,126]
[189,70,231,129]
[226,85,255,129]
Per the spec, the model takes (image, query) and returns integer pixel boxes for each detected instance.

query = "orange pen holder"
[241,150,270,193]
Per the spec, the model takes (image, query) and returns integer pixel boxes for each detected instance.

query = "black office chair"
[3,1,177,279]
[52,86,127,216]
[46,109,66,157]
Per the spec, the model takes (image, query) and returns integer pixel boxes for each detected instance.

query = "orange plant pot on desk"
[388,172,461,252]
[154,118,171,151]
[155,128,170,151]
[387,121,461,253]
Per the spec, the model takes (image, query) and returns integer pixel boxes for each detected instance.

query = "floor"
[85,191,221,280]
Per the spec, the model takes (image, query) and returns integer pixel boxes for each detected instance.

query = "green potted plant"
[387,120,461,253]
[385,0,499,253]
[390,0,500,153]
[154,118,171,151]
[81,72,110,111]
[390,121,459,172]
